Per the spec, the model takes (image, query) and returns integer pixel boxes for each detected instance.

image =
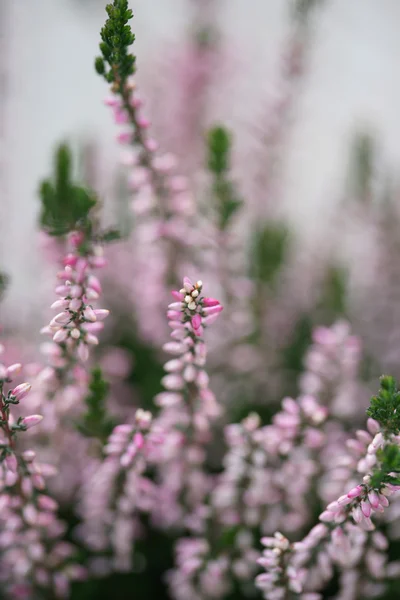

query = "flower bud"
[11,382,31,401]
[21,414,44,430]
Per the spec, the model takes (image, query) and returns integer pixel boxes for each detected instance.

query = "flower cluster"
[151,277,223,530]
[42,232,109,366]
[79,408,155,572]
[256,377,400,599]
[0,347,83,598]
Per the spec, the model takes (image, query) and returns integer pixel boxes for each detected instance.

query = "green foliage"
[318,265,347,319]
[349,132,375,202]
[39,144,97,236]
[370,444,400,489]
[281,313,313,382]
[97,228,122,243]
[250,223,288,286]
[207,125,243,230]
[0,272,8,300]
[367,375,400,436]
[76,368,114,442]
[96,0,136,86]
[207,126,231,176]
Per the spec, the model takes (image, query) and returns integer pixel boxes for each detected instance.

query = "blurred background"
[3,0,400,322]
[2,1,400,599]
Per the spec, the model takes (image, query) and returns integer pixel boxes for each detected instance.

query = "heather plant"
[2,1,400,600]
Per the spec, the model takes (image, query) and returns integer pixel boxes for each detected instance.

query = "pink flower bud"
[51,299,69,310]
[86,289,99,301]
[347,485,363,499]
[85,334,99,346]
[21,414,43,430]
[361,500,372,517]
[69,298,82,311]
[171,291,184,301]
[53,329,68,343]
[70,285,83,298]
[191,314,202,330]
[202,305,223,316]
[63,253,78,267]
[83,306,97,322]
[368,490,380,508]
[87,276,102,295]
[367,418,380,435]
[319,511,335,522]
[53,312,71,325]
[91,256,107,268]
[6,363,22,380]
[163,342,185,355]
[22,450,36,462]
[11,382,31,401]
[55,285,70,296]
[77,343,89,362]
[134,432,145,449]
[5,454,18,473]
[93,309,109,321]
[202,297,220,307]
[37,495,58,512]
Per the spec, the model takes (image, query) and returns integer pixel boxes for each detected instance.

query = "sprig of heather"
[213,393,328,537]
[151,277,223,530]
[96,1,196,317]
[300,321,363,420]
[256,376,400,600]
[0,348,84,599]
[41,230,109,369]
[167,339,332,600]
[78,409,157,573]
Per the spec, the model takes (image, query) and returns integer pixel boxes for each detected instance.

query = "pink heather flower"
[37,495,59,512]
[347,486,363,499]
[11,383,32,401]
[202,297,220,307]
[5,453,18,473]
[21,414,44,430]
[6,363,22,380]
[191,314,202,330]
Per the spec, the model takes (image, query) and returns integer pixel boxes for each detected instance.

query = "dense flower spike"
[79,409,156,572]
[150,278,223,528]
[42,231,109,367]
[256,380,400,599]
[0,346,83,598]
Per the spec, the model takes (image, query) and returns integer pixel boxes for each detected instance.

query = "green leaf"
[97,1,136,86]
[99,228,122,243]
[318,265,348,319]
[349,132,375,203]
[0,272,8,300]
[39,143,97,237]
[207,125,243,230]
[207,126,231,175]
[76,368,115,442]
[367,375,400,436]
[250,223,288,286]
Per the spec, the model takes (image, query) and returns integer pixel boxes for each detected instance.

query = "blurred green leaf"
[207,125,243,231]
[39,143,97,236]
[76,368,115,442]
[250,223,288,286]
[207,126,231,176]
[349,132,376,203]
[0,272,8,300]
[367,375,400,436]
